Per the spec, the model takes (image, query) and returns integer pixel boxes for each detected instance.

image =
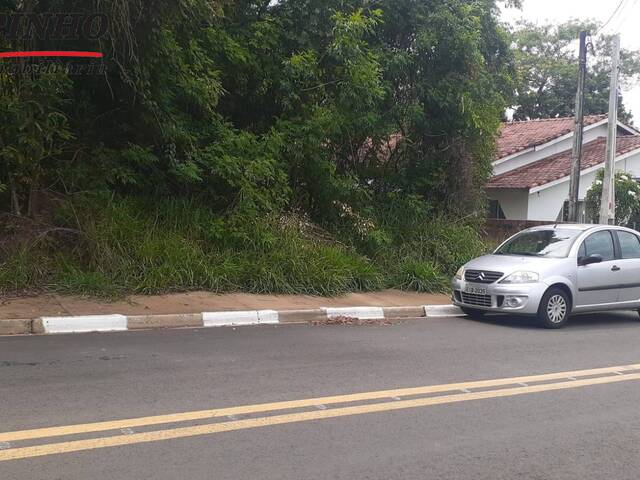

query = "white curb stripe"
[424,305,464,317]
[257,310,279,325]
[22,303,455,336]
[323,307,385,320]
[41,315,128,334]
[202,310,279,327]
[203,311,258,327]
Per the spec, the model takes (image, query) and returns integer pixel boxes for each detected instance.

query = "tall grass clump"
[0,246,52,292]
[0,194,382,296]
[0,193,490,297]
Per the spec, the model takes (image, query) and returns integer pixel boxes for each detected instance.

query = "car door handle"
[612,265,621,271]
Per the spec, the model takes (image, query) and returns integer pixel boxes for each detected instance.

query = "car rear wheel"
[538,288,570,329]
[461,307,486,319]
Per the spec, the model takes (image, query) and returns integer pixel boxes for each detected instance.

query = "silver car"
[452,224,640,328]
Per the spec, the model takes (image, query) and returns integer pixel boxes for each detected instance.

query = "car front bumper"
[451,278,549,315]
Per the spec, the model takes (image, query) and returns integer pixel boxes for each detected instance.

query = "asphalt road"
[2,312,640,479]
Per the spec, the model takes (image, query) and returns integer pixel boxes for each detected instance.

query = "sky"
[501,0,640,124]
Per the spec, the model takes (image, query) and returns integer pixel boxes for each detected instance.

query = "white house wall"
[493,124,608,176]
[526,170,597,221]
[488,189,529,220]
[526,150,640,221]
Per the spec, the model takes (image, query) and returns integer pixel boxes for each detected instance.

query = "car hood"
[464,254,554,275]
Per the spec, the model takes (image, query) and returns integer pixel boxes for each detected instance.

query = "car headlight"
[454,266,465,280]
[500,271,539,284]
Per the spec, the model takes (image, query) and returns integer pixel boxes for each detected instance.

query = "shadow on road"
[463,311,640,331]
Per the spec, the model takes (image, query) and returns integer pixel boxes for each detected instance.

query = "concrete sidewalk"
[0,290,451,320]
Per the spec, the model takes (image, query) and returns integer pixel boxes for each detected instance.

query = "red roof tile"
[496,115,607,159]
[488,136,640,190]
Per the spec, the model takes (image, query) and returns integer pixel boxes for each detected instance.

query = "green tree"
[0,0,517,222]
[511,20,640,123]
[0,72,73,217]
[585,170,640,227]
[374,0,515,212]
[0,0,519,296]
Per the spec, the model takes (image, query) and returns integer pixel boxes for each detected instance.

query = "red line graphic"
[0,51,103,59]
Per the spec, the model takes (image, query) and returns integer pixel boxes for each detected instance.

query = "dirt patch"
[0,192,73,253]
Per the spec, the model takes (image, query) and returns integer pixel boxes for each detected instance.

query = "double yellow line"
[2,363,640,462]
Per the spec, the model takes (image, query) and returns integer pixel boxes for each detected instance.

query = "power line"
[590,0,638,56]
[596,0,628,35]
[608,0,639,33]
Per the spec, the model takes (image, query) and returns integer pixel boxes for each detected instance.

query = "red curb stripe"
[0,51,103,59]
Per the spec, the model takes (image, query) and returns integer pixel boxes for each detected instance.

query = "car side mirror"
[578,254,603,266]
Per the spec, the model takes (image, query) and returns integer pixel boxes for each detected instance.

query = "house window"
[488,200,506,219]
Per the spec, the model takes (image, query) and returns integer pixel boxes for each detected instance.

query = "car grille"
[464,270,503,284]
[461,292,492,307]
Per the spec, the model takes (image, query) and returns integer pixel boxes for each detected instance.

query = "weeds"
[0,195,490,297]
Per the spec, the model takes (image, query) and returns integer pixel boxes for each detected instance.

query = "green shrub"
[585,170,640,227]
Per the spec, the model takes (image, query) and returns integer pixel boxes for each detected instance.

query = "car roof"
[526,224,595,232]
[525,224,637,233]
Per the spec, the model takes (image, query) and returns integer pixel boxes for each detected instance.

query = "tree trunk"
[9,176,21,216]
[27,175,38,218]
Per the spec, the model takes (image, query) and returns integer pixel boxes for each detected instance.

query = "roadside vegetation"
[1,2,638,298]
[0,194,488,296]
[585,170,640,227]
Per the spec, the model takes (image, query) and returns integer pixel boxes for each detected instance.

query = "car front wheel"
[538,288,570,329]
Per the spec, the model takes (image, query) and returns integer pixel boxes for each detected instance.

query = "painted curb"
[203,310,279,327]
[424,305,465,317]
[382,306,425,318]
[278,309,326,324]
[127,314,203,330]
[323,307,385,320]
[0,319,32,335]
[0,304,461,335]
[40,314,128,334]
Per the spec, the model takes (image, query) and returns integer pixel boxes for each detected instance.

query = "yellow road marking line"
[2,363,639,444]
[1,372,639,462]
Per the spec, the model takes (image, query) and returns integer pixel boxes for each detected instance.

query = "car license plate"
[464,285,488,295]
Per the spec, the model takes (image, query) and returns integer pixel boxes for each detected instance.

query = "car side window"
[581,231,615,261]
[617,231,640,259]
[578,243,586,258]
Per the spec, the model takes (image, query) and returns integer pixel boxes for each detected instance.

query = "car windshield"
[495,229,582,258]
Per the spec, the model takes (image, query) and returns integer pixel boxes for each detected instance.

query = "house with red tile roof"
[487,115,640,222]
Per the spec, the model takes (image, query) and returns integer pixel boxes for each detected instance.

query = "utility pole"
[568,31,588,223]
[600,34,621,225]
